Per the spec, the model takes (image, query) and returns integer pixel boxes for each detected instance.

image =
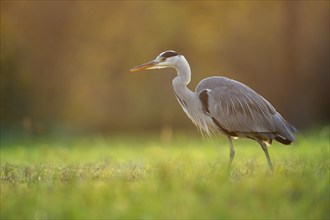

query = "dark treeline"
[1,1,329,134]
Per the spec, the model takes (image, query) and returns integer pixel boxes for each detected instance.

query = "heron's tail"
[274,114,297,145]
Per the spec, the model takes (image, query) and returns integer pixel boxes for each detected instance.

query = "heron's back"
[196,76,296,144]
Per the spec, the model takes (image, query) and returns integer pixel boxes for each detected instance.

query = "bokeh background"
[1,1,329,136]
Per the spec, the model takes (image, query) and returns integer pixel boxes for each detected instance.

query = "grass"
[1,128,329,219]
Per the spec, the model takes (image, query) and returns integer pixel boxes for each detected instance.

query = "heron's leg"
[227,136,235,170]
[259,141,273,171]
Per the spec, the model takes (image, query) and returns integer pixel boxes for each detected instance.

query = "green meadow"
[1,128,329,219]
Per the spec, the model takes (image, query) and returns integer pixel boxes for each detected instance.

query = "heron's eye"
[160,57,166,62]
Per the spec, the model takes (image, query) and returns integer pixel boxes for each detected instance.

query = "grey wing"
[196,77,277,134]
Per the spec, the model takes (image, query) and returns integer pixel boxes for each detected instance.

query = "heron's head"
[130,50,182,72]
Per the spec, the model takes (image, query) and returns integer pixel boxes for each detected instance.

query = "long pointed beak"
[130,60,158,72]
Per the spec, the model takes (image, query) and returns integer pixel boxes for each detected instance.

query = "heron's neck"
[173,56,191,86]
[172,56,194,99]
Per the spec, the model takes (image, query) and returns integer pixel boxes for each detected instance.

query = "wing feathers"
[196,77,296,143]
[196,77,278,134]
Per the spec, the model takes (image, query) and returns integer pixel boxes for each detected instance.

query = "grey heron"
[130,50,297,170]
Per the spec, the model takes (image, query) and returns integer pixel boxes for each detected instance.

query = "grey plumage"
[131,50,297,170]
[196,77,296,144]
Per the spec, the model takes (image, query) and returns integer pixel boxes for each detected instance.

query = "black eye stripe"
[161,51,179,58]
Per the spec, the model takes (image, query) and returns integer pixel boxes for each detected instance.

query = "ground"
[1,128,329,219]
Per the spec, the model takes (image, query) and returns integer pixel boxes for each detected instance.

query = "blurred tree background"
[1,1,329,135]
